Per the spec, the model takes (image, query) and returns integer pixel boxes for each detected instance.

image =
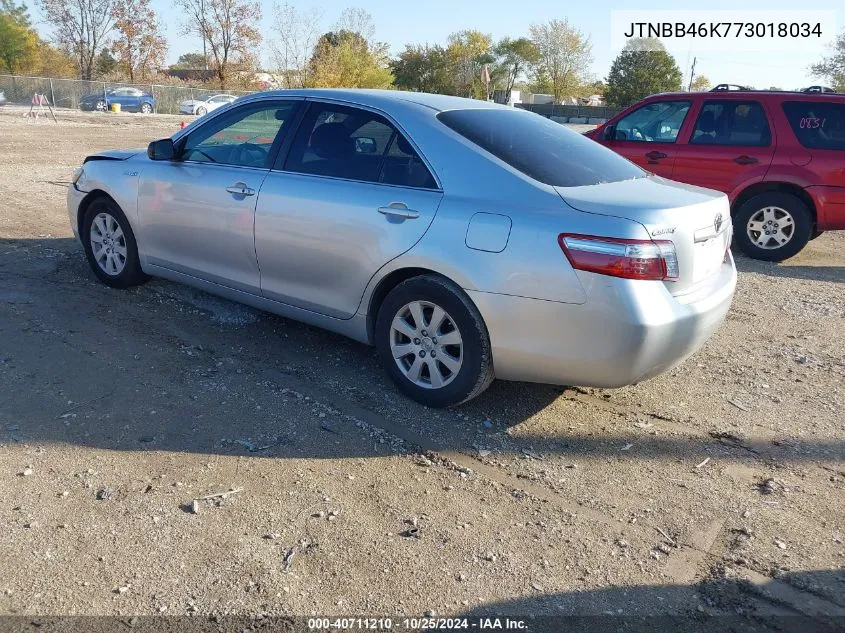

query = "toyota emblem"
[714,213,723,233]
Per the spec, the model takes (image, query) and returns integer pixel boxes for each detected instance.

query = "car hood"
[83,148,145,163]
[555,176,732,296]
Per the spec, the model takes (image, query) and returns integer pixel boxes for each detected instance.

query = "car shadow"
[1,236,842,464]
[456,568,845,632]
[733,252,845,284]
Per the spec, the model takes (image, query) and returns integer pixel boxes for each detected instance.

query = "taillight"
[558,234,679,281]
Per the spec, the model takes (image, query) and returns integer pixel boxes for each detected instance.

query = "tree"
[271,2,322,88]
[445,30,493,98]
[690,75,711,91]
[811,29,845,91]
[0,0,38,73]
[170,52,208,69]
[605,38,682,107]
[38,0,116,79]
[494,37,539,98]
[175,0,262,89]
[111,0,166,81]
[93,46,117,76]
[308,10,392,89]
[529,19,592,102]
[391,44,453,93]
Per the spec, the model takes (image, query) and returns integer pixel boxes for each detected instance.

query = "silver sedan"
[67,90,736,407]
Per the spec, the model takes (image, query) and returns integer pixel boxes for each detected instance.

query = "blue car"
[80,87,155,113]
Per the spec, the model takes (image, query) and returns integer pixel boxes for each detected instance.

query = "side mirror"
[148,138,175,161]
[603,124,617,141]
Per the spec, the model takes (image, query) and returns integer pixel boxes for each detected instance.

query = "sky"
[29,0,842,90]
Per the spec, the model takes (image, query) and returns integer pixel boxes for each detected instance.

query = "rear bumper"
[469,257,736,388]
[807,185,845,231]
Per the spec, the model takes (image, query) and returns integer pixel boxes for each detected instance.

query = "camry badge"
[714,213,723,233]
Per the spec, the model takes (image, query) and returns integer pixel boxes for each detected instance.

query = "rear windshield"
[437,108,645,187]
[782,101,845,150]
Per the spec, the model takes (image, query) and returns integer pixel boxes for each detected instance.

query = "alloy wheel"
[89,212,127,276]
[746,206,794,250]
[389,300,463,389]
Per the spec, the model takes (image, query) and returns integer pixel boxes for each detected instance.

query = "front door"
[255,101,443,319]
[137,99,302,293]
[671,99,775,194]
[604,99,692,177]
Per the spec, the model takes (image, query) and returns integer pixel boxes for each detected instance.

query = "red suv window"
[782,101,845,151]
[690,101,771,146]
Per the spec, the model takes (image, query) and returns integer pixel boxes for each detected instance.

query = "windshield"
[437,108,645,187]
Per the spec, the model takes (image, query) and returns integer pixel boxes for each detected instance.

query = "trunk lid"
[555,176,731,295]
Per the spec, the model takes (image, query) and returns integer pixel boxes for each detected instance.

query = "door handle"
[226,183,255,196]
[378,202,419,219]
[733,155,759,165]
[645,151,668,160]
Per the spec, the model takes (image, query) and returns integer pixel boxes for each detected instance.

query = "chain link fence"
[0,74,256,115]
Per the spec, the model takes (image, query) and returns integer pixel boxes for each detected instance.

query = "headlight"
[71,167,84,184]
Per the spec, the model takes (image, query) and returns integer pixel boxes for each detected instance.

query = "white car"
[179,94,237,116]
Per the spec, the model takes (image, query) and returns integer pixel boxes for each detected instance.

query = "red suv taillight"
[558,234,679,281]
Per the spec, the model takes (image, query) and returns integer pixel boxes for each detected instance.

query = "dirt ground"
[0,108,843,630]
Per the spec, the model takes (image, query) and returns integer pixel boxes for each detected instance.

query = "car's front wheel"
[195,106,207,116]
[82,197,147,289]
[734,192,812,262]
[375,275,494,407]
[95,100,106,112]
[140,102,152,114]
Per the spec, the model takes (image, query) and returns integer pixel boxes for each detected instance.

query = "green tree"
[494,37,539,97]
[391,44,454,94]
[605,38,682,107]
[811,28,845,91]
[309,29,392,88]
[93,47,118,77]
[445,30,493,98]
[170,52,208,69]
[529,18,592,102]
[0,0,38,73]
[690,75,711,91]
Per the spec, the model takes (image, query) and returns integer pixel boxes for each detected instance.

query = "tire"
[81,197,147,289]
[733,192,812,262]
[140,102,152,114]
[375,274,494,408]
[95,100,106,112]
[195,106,207,116]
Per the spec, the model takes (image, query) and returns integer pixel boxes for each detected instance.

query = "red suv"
[587,88,845,261]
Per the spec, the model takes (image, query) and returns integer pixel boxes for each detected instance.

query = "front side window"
[614,101,691,143]
[691,101,771,146]
[284,103,437,188]
[181,101,298,168]
[782,101,845,150]
[438,108,645,187]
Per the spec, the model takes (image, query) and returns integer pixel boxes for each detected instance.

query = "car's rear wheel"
[95,100,106,112]
[195,106,207,116]
[82,197,147,289]
[375,275,494,407]
[140,102,152,114]
[734,192,812,262]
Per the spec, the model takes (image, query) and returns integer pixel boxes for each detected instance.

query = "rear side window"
[691,101,771,146]
[782,101,845,150]
[284,103,437,189]
[437,109,645,187]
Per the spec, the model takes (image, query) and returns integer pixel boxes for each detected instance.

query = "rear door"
[254,101,443,319]
[604,99,692,176]
[672,99,775,195]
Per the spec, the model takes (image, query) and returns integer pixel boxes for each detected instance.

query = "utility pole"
[687,57,697,92]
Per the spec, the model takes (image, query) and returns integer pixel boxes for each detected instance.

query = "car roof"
[644,90,845,101]
[241,89,508,113]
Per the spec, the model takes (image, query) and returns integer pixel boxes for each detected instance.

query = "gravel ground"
[0,109,843,629]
